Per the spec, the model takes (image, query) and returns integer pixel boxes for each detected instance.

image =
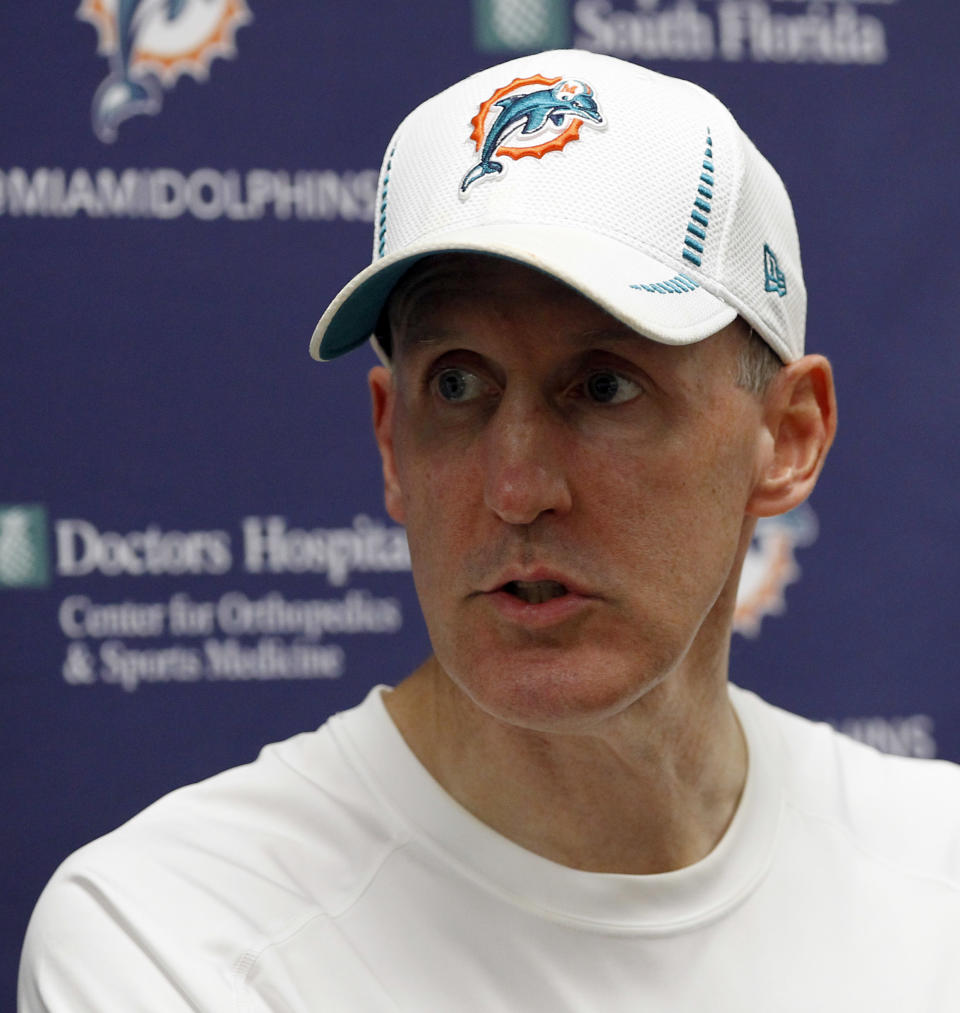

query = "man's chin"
[439,647,668,736]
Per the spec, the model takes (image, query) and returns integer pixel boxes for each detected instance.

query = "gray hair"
[735,322,782,396]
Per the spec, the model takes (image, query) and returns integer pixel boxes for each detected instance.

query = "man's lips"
[500,579,568,605]
[479,568,594,600]
[473,569,598,627]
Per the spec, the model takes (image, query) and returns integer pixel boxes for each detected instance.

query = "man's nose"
[482,396,573,526]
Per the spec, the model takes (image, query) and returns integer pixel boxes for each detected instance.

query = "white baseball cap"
[310,50,805,364]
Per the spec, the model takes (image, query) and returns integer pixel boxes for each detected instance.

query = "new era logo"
[0,504,50,589]
[764,244,787,297]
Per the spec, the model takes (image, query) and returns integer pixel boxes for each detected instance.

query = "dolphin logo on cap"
[461,75,603,193]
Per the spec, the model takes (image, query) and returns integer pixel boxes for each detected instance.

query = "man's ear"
[369,365,405,524]
[747,354,837,518]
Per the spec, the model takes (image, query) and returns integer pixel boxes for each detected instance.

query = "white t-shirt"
[19,685,960,1011]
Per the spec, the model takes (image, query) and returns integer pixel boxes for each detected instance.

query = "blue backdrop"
[4,2,959,1000]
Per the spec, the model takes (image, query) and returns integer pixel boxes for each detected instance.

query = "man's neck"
[384,656,747,875]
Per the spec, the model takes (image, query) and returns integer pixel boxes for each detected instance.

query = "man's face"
[371,256,770,734]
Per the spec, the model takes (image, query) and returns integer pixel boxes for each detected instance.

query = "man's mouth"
[501,580,569,604]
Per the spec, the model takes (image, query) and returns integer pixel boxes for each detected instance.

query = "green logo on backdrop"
[0,504,50,589]
[473,0,570,51]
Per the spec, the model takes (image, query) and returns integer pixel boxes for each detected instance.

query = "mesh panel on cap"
[716,131,805,361]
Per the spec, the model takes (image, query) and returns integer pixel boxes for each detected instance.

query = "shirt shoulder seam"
[229,838,412,1005]
[783,795,960,894]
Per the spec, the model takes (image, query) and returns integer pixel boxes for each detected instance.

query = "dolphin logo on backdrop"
[734,504,818,637]
[77,0,252,143]
[461,74,603,193]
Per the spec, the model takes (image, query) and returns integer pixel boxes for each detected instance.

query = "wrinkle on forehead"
[387,254,639,355]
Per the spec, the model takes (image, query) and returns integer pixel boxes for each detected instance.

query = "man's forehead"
[393,254,580,308]
[388,254,640,347]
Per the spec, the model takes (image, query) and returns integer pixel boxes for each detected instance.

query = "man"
[20,50,960,1011]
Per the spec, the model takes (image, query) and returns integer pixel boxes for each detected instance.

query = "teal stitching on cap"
[377,146,396,259]
[630,272,701,294]
[682,130,714,267]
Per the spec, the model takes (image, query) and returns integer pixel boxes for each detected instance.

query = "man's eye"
[433,368,484,403]
[584,371,641,405]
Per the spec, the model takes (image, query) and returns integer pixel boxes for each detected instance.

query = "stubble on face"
[378,255,767,735]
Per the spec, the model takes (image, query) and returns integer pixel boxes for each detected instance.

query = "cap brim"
[309,224,737,361]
